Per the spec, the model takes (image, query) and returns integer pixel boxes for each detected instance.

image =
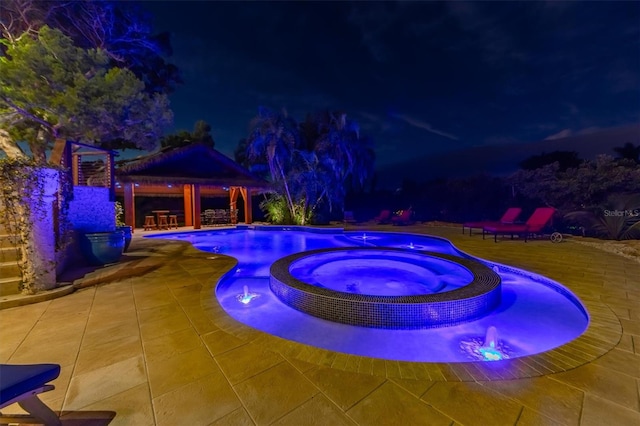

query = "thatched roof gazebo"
[115,143,270,229]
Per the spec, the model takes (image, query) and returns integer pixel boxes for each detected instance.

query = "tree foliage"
[160,120,215,150]
[509,155,640,214]
[564,193,640,240]
[612,142,640,164]
[0,0,181,94]
[519,150,583,171]
[241,107,375,225]
[0,26,173,164]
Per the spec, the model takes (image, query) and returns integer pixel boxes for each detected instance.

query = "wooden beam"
[193,184,202,229]
[124,183,135,231]
[183,184,193,226]
[72,153,80,186]
[49,138,67,166]
[107,153,115,201]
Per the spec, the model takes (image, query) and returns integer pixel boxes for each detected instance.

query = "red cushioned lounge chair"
[374,209,392,224]
[482,207,555,242]
[462,207,522,235]
[391,208,413,226]
[0,363,62,425]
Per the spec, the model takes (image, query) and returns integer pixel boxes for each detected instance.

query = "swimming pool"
[149,226,589,362]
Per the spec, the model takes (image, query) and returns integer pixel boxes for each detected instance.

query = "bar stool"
[144,215,157,231]
[168,215,178,229]
[158,215,168,230]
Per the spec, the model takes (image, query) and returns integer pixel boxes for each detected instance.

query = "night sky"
[143,1,640,175]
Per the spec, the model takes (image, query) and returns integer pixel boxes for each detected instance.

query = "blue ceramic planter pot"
[81,231,125,265]
[116,226,133,252]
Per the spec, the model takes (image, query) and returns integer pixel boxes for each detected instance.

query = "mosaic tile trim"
[270,247,501,329]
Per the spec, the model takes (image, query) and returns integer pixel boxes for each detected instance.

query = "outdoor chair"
[0,363,62,425]
[202,209,216,226]
[392,209,413,226]
[373,210,392,224]
[462,207,522,235]
[143,215,157,231]
[343,211,356,225]
[215,209,230,225]
[482,207,556,242]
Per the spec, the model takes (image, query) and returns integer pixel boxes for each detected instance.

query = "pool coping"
[270,247,501,329]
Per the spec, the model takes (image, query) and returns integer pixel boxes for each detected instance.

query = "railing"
[61,141,115,201]
[201,209,238,226]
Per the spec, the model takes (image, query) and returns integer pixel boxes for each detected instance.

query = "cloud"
[543,126,601,141]
[444,2,524,67]
[390,114,459,141]
[356,111,394,132]
[544,129,572,140]
[347,2,413,63]
[606,67,640,94]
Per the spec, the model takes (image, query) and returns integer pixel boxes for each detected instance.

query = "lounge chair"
[373,209,392,224]
[0,363,61,426]
[392,209,413,226]
[462,207,522,235]
[482,207,556,242]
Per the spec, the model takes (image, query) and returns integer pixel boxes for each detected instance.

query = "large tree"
[160,120,215,150]
[613,142,640,164]
[518,150,583,172]
[242,107,374,224]
[246,107,300,220]
[0,0,181,95]
[509,154,640,213]
[0,26,173,164]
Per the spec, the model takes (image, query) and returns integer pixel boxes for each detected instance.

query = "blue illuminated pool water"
[149,227,589,362]
[288,249,473,295]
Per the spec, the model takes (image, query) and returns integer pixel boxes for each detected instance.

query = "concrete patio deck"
[1,225,638,425]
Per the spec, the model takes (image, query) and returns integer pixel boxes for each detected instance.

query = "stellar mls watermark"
[603,209,640,217]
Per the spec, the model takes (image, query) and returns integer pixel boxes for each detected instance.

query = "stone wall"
[67,186,115,232]
[57,186,116,275]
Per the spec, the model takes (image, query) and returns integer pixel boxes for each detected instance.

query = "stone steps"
[0,276,21,296]
[0,259,20,277]
[0,222,22,296]
[0,245,19,262]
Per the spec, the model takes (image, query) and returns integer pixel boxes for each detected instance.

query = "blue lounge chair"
[0,363,61,425]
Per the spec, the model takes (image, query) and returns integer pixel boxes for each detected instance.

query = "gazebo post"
[124,183,135,231]
[193,184,202,229]
[183,184,193,227]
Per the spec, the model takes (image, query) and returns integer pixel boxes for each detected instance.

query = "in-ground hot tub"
[270,247,501,329]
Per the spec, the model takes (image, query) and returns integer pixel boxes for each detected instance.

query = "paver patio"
[1,224,639,425]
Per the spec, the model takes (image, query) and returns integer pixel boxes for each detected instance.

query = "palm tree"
[613,142,640,164]
[243,108,375,225]
[313,111,375,195]
[246,107,301,219]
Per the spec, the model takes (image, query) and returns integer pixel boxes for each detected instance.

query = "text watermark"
[603,209,640,217]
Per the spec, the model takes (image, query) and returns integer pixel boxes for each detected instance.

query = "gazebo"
[114,143,270,230]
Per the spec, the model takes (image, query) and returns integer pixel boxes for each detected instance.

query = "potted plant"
[80,229,125,265]
[115,201,132,252]
[79,200,127,265]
